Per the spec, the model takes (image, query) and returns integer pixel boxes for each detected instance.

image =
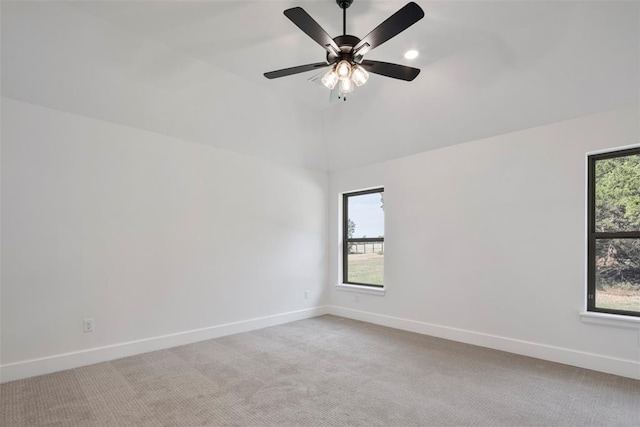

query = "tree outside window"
[588,148,640,316]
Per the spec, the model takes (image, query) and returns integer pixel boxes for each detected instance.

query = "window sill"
[580,311,640,330]
[335,283,385,296]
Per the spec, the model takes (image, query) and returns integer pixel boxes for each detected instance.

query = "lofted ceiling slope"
[2,0,639,172]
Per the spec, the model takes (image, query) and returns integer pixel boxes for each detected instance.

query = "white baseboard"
[0,306,329,383]
[4,305,637,383]
[327,305,640,380]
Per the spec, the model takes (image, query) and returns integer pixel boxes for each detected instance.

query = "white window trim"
[335,283,386,295]
[579,311,640,330]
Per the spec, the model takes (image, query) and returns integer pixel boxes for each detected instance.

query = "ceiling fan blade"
[284,7,340,55]
[353,2,424,54]
[360,60,420,81]
[264,63,329,79]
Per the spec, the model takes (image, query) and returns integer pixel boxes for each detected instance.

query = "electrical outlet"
[83,318,94,333]
[304,290,310,300]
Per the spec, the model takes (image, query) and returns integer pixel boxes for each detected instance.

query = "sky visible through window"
[349,192,384,238]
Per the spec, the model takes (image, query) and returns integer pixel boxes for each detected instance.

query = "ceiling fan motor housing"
[337,0,354,9]
[327,34,362,64]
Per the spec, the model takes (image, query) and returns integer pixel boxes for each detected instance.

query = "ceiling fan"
[264,0,424,99]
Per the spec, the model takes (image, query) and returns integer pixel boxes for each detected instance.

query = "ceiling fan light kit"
[321,68,340,89]
[351,64,369,86]
[264,0,425,100]
[340,76,355,94]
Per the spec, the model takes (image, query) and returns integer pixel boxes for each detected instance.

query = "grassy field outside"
[596,286,640,312]
[348,252,384,285]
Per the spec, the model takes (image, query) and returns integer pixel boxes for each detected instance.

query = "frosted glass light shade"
[321,68,339,89]
[335,60,352,79]
[351,65,369,87]
[339,77,354,94]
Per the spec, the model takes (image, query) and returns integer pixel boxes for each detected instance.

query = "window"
[587,147,640,317]
[343,188,384,287]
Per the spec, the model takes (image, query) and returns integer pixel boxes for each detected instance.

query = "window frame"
[587,146,640,317]
[342,187,384,288]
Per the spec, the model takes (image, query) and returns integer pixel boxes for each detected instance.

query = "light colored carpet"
[1,315,639,426]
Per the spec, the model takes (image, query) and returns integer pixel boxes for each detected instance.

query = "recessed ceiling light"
[404,50,419,60]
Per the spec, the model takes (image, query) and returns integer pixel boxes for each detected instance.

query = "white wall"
[1,97,328,380]
[329,105,640,379]
[2,102,638,382]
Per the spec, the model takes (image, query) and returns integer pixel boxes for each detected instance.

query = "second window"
[343,188,385,287]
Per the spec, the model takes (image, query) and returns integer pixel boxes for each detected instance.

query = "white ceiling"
[2,0,639,171]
